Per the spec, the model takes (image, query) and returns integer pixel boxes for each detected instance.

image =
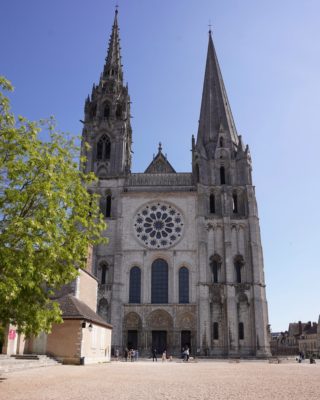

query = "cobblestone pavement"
[1,360,320,400]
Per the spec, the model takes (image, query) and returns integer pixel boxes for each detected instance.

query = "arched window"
[235,262,241,283]
[104,103,110,119]
[210,194,215,213]
[234,256,244,283]
[116,104,122,119]
[106,195,111,218]
[97,139,103,160]
[179,267,189,304]
[220,166,226,184]
[99,194,112,218]
[98,298,109,322]
[210,254,222,283]
[129,267,141,304]
[100,263,108,284]
[212,261,219,283]
[151,259,168,304]
[213,322,219,340]
[219,137,224,147]
[232,193,238,213]
[97,135,111,161]
[239,322,244,340]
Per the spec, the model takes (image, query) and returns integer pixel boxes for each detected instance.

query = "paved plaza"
[1,360,320,400]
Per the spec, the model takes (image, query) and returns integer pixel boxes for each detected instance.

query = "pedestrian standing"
[185,346,190,362]
[152,348,157,362]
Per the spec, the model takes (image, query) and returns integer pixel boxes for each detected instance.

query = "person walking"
[152,348,157,362]
[124,347,128,362]
[185,346,190,362]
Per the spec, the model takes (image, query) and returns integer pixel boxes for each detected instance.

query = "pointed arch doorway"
[147,309,173,354]
[152,331,167,354]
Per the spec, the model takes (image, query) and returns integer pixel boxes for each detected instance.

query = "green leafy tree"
[0,77,107,336]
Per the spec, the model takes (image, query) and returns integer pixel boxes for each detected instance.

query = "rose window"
[134,203,184,248]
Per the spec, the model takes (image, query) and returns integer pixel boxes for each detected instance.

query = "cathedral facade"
[81,10,271,358]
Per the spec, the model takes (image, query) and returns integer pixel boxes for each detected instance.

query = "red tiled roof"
[57,294,112,329]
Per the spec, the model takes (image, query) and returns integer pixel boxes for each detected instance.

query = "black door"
[181,330,191,352]
[127,330,138,349]
[152,330,167,354]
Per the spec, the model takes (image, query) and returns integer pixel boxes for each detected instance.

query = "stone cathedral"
[81,10,271,358]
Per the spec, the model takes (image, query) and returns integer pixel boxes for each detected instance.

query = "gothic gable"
[144,143,176,174]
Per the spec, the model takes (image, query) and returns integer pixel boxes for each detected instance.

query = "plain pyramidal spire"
[103,7,123,82]
[197,30,238,150]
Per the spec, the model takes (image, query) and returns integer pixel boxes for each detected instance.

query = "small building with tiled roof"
[27,268,113,365]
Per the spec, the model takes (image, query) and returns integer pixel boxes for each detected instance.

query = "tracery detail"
[134,202,184,248]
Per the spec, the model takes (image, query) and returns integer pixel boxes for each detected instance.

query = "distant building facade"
[270,318,320,357]
[81,9,271,358]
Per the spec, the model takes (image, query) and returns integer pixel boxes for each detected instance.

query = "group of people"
[123,347,139,361]
[151,347,191,362]
[117,346,191,362]
[296,351,316,364]
[152,348,173,362]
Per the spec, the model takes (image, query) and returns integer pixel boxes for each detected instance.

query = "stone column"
[110,252,124,350]
[224,217,238,355]
[172,251,177,303]
[248,215,271,357]
[142,250,149,303]
[198,240,210,355]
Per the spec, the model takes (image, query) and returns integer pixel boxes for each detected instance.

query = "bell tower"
[194,31,271,357]
[192,31,252,187]
[81,8,132,178]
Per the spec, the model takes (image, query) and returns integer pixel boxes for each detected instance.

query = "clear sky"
[1,0,319,332]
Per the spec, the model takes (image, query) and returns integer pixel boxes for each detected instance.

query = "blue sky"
[1,0,320,332]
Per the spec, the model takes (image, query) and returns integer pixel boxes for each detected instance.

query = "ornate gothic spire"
[103,8,123,82]
[197,31,238,152]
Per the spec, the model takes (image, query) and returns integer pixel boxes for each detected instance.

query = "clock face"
[133,202,184,249]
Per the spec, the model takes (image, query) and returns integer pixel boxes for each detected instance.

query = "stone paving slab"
[0,360,320,400]
[0,360,319,400]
